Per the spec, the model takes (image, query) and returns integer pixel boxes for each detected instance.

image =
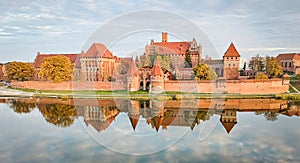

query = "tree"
[10,100,36,114]
[255,72,268,79]
[184,50,192,68]
[249,54,265,71]
[116,60,130,75]
[39,103,77,127]
[140,54,151,67]
[6,62,36,81]
[149,51,158,66]
[193,63,217,80]
[266,56,282,78]
[39,56,74,82]
[157,55,172,72]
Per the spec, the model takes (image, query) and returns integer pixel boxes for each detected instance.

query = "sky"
[1,0,300,63]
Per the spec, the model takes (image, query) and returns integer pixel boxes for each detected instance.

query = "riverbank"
[2,87,300,100]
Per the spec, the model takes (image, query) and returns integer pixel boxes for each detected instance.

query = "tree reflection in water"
[9,99,36,114]
[38,103,78,128]
[255,111,279,121]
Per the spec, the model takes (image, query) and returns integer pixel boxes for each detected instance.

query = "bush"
[255,72,268,79]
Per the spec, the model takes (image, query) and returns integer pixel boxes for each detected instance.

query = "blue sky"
[1,0,300,62]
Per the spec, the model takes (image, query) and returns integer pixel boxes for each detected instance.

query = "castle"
[13,32,288,94]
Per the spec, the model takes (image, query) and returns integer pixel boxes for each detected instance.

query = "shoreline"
[1,87,300,100]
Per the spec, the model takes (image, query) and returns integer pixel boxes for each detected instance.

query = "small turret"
[127,59,140,92]
[150,60,164,93]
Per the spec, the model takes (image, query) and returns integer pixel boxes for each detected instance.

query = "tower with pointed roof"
[223,43,240,80]
[127,59,140,92]
[220,110,237,134]
[150,59,164,93]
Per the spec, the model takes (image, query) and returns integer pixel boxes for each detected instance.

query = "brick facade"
[276,53,300,74]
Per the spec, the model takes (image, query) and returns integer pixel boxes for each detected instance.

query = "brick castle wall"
[11,78,289,94]
[11,81,127,91]
[164,79,288,94]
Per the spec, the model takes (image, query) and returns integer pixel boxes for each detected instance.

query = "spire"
[127,59,139,76]
[151,59,163,76]
[129,116,139,131]
[224,42,240,57]
[221,121,237,134]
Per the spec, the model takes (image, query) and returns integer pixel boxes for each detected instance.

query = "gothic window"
[289,62,292,67]
[285,62,288,68]
[228,64,231,67]
[233,64,235,67]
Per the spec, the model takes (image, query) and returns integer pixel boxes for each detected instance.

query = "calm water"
[0,98,300,162]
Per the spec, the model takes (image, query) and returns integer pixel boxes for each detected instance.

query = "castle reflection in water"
[2,98,300,134]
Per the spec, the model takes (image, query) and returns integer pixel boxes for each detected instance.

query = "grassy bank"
[7,87,283,100]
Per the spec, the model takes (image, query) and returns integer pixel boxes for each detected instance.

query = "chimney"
[162,32,168,42]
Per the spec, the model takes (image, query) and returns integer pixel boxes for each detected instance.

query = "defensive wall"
[11,78,289,95]
[164,78,289,95]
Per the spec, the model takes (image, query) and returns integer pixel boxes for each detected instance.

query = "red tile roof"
[34,53,80,69]
[129,116,139,131]
[221,121,236,134]
[152,42,190,55]
[0,65,3,77]
[276,53,300,60]
[151,59,163,76]
[85,116,116,132]
[128,59,139,76]
[224,43,240,57]
[83,43,115,58]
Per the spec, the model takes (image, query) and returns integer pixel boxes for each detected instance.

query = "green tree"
[184,50,192,68]
[149,51,158,66]
[6,62,36,81]
[157,55,172,72]
[140,54,151,67]
[193,63,217,80]
[249,54,265,71]
[255,72,268,79]
[266,56,282,78]
[39,56,74,82]
[116,60,130,75]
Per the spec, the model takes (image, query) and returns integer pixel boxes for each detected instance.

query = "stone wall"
[11,81,127,91]
[11,78,289,94]
[164,79,289,94]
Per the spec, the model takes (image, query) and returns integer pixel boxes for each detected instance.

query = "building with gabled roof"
[80,43,119,81]
[276,53,300,74]
[145,32,202,69]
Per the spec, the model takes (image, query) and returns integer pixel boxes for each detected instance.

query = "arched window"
[289,62,292,67]
[285,62,288,68]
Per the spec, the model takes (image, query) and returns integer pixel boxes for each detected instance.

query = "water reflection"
[4,98,300,134]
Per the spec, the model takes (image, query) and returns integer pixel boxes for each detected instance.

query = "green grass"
[7,87,280,100]
[275,94,300,100]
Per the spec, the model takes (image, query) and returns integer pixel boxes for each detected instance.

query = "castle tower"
[220,110,237,134]
[223,43,240,80]
[162,32,168,42]
[127,59,140,92]
[128,100,140,131]
[150,59,164,93]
